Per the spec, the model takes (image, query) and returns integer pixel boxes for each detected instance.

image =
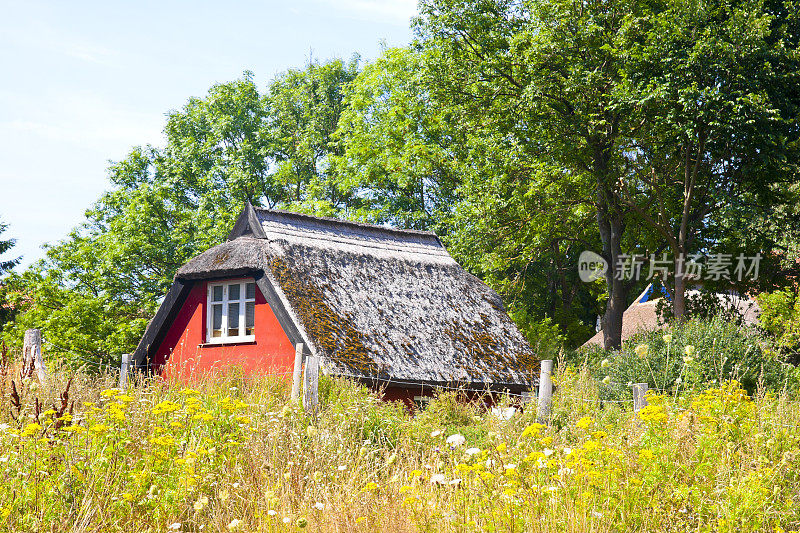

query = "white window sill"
[199,338,256,347]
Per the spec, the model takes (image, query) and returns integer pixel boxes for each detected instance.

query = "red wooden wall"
[152,279,296,381]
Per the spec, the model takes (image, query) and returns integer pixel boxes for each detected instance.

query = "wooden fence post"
[119,353,131,390]
[303,355,320,416]
[537,359,553,424]
[22,329,46,382]
[633,383,648,418]
[291,343,304,401]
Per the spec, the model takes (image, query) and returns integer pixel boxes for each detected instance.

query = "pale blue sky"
[0,0,417,268]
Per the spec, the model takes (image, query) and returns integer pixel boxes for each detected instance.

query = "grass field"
[1,364,799,532]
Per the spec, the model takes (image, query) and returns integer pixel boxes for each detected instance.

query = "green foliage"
[268,57,362,215]
[758,288,800,364]
[2,61,362,367]
[414,0,666,347]
[616,0,800,315]
[506,311,565,361]
[0,219,18,276]
[591,316,799,398]
[0,218,20,331]
[417,390,478,429]
[7,0,800,366]
[333,47,460,231]
[415,0,800,346]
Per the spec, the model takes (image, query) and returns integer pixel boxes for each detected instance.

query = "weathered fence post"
[119,353,131,390]
[22,329,46,382]
[303,354,320,416]
[537,359,553,424]
[633,383,648,419]
[291,343,304,401]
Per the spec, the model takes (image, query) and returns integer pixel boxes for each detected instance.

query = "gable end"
[228,202,266,241]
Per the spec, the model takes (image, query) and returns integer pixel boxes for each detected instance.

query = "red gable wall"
[152,279,296,380]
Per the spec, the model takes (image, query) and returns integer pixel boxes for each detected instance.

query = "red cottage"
[132,204,537,404]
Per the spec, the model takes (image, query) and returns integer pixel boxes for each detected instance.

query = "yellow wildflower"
[521,423,545,438]
[21,423,42,438]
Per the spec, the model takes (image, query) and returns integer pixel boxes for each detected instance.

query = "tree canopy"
[3,0,800,365]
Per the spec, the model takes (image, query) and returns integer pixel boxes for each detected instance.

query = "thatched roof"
[582,300,664,347]
[135,204,537,390]
[583,284,761,348]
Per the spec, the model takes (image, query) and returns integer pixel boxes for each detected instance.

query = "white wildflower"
[465,447,481,456]
[430,473,447,485]
[446,434,466,447]
[491,406,516,420]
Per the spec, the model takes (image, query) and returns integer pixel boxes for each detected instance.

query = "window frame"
[206,278,257,344]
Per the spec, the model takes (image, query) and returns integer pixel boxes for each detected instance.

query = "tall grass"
[0,361,799,532]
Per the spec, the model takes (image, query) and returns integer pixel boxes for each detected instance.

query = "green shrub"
[590,315,800,397]
[416,390,477,428]
[757,287,800,364]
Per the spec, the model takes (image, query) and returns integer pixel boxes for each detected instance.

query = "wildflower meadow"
[0,355,798,533]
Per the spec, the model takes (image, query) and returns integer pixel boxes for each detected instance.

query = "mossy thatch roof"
[141,205,537,390]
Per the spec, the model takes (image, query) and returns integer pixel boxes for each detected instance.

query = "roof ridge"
[253,207,441,240]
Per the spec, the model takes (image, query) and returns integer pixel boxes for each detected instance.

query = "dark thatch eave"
[175,237,266,280]
[131,278,192,370]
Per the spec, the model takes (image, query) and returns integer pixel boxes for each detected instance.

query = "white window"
[206,279,257,343]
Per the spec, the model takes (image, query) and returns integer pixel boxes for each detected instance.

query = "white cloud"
[2,20,120,67]
[0,91,164,151]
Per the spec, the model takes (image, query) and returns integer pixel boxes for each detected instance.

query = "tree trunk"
[602,279,627,350]
[673,263,686,320]
[594,145,629,350]
[600,215,629,350]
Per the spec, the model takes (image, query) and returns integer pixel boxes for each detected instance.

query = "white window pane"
[212,285,223,302]
[228,302,239,336]
[246,282,256,300]
[212,304,223,337]
[245,302,255,336]
[229,283,241,301]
